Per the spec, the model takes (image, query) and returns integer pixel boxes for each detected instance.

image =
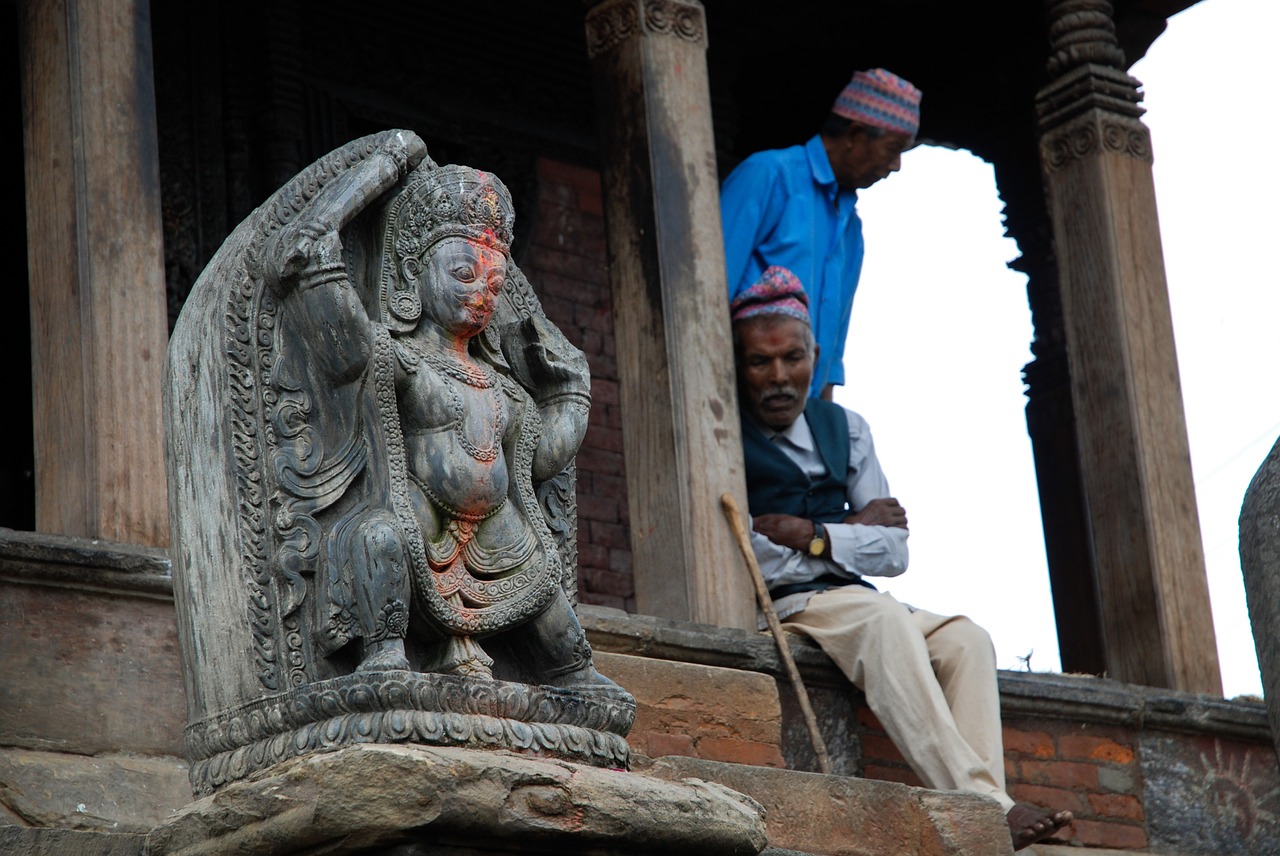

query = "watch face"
[809,537,824,557]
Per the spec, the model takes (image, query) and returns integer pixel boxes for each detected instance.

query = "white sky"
[835,0,1278,699]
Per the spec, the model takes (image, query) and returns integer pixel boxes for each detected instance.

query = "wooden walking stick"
[720,492,833,774]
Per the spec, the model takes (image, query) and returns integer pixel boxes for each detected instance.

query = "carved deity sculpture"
[165,131,634,797]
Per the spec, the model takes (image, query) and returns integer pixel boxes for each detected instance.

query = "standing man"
[730,269,1073,852]
[721,68,921,400]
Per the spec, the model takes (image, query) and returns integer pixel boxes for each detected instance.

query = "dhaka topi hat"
[831,68,922,136]
[730,266,811,324]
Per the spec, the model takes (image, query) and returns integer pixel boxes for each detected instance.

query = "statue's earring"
[389,288,422,324]
[391,257,424,324]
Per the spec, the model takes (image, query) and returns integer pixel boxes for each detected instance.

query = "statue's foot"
[445,656,495,682]
[544,661,622,692]
[357,638,410,673]
[438,635,495,681]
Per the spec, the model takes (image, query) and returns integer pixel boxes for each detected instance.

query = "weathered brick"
[698,737,786,768]
[1096,764,1137,795]
[640,731,695,759]
[578,494,619,523]
[591,521,630,550]
[583,423,625,455]
[576,446,624,475]
[607,548,632,574]
[1068,818,1147,849]
[537,157,602,197]
[585,568,633,598]
[590,377,619,406]
[1009,784,1088,816]
[863,764,925,788]
[1020,759,1100,790]
[594,473,629,500]
[860,733,908,766]
[856,706,885,732]
[1003,727,1055,758]
[1087,792,1144,821]
[595,652,783,756]
[578,189,604,217]
[1059,734,1135,765]
[580,592,626,610]
[577,541,608,569]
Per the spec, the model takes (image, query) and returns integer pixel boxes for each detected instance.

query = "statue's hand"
[277,221,345,288]
[501,316,591,401]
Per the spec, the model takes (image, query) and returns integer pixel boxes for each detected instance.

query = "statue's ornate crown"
[394,163,515,260]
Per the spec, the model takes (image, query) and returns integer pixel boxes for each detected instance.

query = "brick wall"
[1002,719,1147,850]
[519,157,634,611]
[853,707,1148,849]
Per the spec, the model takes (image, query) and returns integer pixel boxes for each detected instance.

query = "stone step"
[642,754,1015,856]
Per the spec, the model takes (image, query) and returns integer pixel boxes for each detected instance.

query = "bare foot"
[1006,804,1072,851]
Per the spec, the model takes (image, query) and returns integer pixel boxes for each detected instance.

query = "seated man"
[731,266,1072,851]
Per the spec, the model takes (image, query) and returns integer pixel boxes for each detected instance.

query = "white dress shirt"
[748,407,909,620]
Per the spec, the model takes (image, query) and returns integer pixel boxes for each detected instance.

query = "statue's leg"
[518,588,619,689]
[349,514,411,672]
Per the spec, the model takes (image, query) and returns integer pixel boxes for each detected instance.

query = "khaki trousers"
[781,585,1015,811]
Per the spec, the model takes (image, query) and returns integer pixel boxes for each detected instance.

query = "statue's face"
[418,237,508,338]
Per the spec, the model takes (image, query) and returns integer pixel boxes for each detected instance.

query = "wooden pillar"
[1036,0,1220,693]
[583,0,755,630]
[19,0,169,546]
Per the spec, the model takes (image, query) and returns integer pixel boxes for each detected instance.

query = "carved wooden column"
[1036,0,1220,693]
[583,0,755,630]
[19,0,169,546]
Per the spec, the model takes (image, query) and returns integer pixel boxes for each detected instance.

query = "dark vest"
[741,398,850,523]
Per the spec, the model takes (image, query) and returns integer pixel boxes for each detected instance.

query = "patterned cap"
[831,68,922,136]
[730,266,810,324]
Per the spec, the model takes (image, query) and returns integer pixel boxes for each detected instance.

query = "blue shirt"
[721,135,864,396]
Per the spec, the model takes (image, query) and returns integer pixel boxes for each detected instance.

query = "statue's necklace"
[423,351,496,389]
[422,352,503,462]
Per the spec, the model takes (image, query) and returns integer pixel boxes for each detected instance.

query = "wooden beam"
[1035,0,1220,693]
[583,0,755,630]
[19,0,169,546]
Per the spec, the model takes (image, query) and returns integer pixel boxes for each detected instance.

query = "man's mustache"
[761,385,800,404]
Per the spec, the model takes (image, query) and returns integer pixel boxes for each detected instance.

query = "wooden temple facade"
[10,2,1280,853]
[11,0,1222,692]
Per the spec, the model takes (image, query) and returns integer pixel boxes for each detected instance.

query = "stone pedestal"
[143,745,768,856]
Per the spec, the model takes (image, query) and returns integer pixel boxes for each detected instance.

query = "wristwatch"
[808,521,826,557]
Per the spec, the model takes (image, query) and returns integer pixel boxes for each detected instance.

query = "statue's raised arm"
[165,131,632,798]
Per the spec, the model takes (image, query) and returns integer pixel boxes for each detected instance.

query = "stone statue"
[1240,435,1280,762]
[165,130,634,797]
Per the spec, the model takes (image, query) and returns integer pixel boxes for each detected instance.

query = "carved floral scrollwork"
[184,671,636,795]
[1041,115,1152,172]
[1044,0,1126,75]
[585,0,706,60]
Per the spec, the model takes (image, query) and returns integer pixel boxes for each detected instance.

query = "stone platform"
[4,530,1278,854]
[144,744,767,856]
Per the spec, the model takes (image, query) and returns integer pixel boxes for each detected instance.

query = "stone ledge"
[0,527,171,598]
[0,826,145,856]
[577,605,1272,744]
[0,748,190,833]
[1,530,1268,745]
[643,755,1013,855]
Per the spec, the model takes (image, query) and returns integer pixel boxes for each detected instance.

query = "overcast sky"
[834,0,1277,699]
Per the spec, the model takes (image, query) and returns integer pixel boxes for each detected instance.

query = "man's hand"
[751,513,818,553]
[844,497,908,529]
